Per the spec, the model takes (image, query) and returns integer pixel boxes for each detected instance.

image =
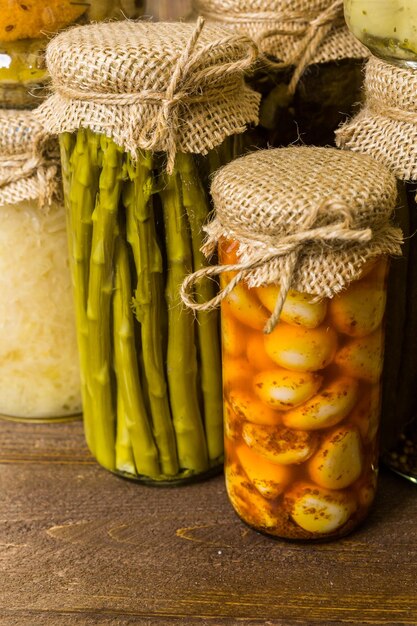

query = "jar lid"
[0,109,60,208]
[336,57,417,181]
[181,146,402,332]
[36,19,260,172]
[194,0,368,64]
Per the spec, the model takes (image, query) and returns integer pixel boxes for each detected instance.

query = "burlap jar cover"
[35,18,261,172]
[182,146,402,332]
[336,57,417,181]
[0,109,60,208]
[336,57,417,468]
[193,0,367,95]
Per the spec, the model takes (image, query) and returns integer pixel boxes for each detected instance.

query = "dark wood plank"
[0,420,417,625]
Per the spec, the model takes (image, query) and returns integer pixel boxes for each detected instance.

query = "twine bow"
[181,199,373,334]
[0,136,60,209]
[258,0,344,96]
[53,17,258,173]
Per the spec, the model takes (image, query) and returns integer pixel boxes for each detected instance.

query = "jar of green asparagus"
[0,109,81,421]
[0,0,145,109]
[193,0,368,148]
[36,19,260,483]
[336,56,417,482]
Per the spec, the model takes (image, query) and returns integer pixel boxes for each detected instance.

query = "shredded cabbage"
[0,200,81,418]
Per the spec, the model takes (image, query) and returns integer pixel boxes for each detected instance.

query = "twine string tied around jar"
[52,17,258,173]
[181,198,373,334]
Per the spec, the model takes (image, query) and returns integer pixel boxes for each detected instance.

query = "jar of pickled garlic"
[344,0,417,68]
[194,0,367,149]
[0,0,145,109]
[335,57,417,483]
[0,109,81,421]
[35,19,260,482]
[182,146,402,539]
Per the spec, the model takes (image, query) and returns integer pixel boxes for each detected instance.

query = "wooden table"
[1,419,416,625]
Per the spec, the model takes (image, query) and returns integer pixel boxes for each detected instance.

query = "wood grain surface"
[1,419,416,626]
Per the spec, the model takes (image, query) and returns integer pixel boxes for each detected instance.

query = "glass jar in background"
[180,146,402,539]
[0,110,81,421]
[194,0,367,149]
[36,19,260,483]
[0,1,145,109]
[344,0,417,68]
[335,56,417,484]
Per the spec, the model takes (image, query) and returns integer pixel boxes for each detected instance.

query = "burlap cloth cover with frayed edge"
[336,57,417,182]
[193,0,368,86]
[35,19,261,173]
[0,109,60,209]
[181,146,403,333]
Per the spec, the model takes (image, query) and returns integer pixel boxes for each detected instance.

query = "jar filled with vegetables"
[193,0,368,148]
[344,0,417,68]
[35,19,260,483]
[336,57,417,483]
[182,147,402,539]
[0,109,81,421]
[0,0,145,109]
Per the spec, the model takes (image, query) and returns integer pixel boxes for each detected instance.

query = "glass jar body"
[59,129,227,484]
[245,58,364,150]
[381,185,417,482]
[344,0,417,68]
[0,199,81,421]
[220,239,388,540]
[0,1,145,109]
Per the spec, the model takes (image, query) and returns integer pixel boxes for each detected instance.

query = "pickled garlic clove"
[335,329,384,383]
[256,285,327,329]
[225,462,277,528]
[223,286,269,331]
[229,388,282,426]
[241,422,316,464]
[264,322,338,372]
[348,385,381,443]
[253,368,323,411]
[284,482,357,534]
[222,312,247,357]
[308,426,363,490]
[329,281,386,337]
[236,444,292,499]
[222,357,253,390]
[282,376,359,430]
[246,332,276,370]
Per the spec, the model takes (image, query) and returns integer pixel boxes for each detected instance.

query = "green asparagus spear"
[85,134,124,471]
[160,164,209,472]
[113,236,160,477]
[176,152,223,463]
[123,152,179,476]
[60,129,100,455]
[115,393,137,476]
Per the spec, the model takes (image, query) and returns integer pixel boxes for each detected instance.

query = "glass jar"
[59,131,230,483]
[0,1,145,109]
[220,240,389,540]
[38,18,259,483]
[344,0,417,68]
[0,109,81,421]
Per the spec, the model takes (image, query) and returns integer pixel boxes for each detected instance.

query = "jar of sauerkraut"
[0,0,145,109]
[182,146,402,540]
[0,109,81,421]
[344,0,417,68]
